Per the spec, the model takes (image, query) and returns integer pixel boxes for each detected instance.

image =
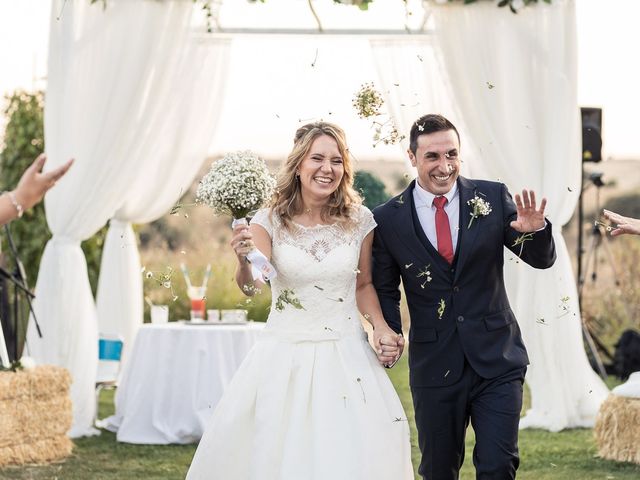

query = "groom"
[372,114,556,480]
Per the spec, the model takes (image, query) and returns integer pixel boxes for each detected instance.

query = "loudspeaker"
[581,107,602,162]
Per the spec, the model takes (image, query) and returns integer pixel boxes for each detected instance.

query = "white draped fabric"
[95,36,230,364]
[27,0,228,437]
[424,0,608,431]
[369,37,484,180]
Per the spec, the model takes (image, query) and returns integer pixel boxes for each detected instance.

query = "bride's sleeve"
[358,205,377,240]
[249,208,274,238]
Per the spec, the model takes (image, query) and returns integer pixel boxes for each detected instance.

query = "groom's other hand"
[510,189,547,232]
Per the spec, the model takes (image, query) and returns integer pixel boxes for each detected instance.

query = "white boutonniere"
[467,195,492,229]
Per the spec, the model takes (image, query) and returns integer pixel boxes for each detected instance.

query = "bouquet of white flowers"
[197,150,277,280]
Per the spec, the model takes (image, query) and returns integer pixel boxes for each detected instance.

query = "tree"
[354,170,390,209]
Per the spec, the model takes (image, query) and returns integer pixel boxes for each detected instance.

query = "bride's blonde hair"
[271,122,361,228]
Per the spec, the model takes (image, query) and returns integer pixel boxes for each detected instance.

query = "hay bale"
[594,393,640,465]
[0,365,73,466]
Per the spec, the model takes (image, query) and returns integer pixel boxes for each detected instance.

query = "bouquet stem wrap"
[232,218,277,281]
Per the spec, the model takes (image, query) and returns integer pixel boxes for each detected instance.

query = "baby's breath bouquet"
[197,150,277,280]
[196,150,276,219]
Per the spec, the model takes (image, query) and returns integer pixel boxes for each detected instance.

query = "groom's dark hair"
[409,114,460,155]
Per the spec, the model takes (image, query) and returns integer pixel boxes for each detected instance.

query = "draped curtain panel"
[426,0,608,431]
[27,0,228,437]
[369,37,485,180]
[95,36,230,367]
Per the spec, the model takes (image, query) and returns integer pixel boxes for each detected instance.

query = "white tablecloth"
[103,322,264,444]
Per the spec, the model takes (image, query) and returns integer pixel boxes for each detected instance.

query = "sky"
[1,0,639,161]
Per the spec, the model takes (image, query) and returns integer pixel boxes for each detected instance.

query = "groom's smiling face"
[409,129,461,196]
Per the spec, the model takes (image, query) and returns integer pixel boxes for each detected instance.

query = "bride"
[186,122,413,479]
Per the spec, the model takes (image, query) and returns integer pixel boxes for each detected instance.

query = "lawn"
[2,356,639,480]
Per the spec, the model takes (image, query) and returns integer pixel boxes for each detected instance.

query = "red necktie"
[433,196,454,264]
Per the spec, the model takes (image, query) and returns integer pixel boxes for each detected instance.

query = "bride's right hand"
[230,225,254,263]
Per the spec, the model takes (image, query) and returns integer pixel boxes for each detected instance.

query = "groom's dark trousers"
[372,178,556,480]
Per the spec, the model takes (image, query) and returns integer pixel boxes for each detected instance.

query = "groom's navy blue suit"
[372,177,556,480]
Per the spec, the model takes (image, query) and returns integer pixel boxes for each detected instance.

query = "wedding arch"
[28,0,606,437]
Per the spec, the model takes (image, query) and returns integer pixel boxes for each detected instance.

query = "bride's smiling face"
[297,134,344,201]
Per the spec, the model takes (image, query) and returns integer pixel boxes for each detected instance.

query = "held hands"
[373,324,405,368]
[14,154,74,211]
[510,189,547,233]
[603,209,640,236]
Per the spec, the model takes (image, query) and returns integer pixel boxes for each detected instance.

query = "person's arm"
[0,154,73,226]
[357,232,404,366]
[0,192,23,225]
[230,223,271,295]
[371,220,403,334]
[603,209,640,236]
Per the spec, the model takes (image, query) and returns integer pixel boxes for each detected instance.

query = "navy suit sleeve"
[501,183,556,269]
[371,213,403,334]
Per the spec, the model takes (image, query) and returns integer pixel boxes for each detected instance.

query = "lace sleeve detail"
[357,205,376,241]
[250,208,273,238]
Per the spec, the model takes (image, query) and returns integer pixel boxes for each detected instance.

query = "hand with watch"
[0,154,73,225]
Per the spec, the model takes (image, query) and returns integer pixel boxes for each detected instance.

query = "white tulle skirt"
[186,330,413,480]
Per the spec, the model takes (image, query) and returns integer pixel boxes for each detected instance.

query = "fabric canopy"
[369,36,482,178]
[27,0,228,437]
[95,35,230,366]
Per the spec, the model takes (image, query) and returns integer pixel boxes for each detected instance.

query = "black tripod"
[577,172,619,379]
[0,223,41,365]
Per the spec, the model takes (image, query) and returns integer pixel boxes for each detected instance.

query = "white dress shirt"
[413,181,460,253]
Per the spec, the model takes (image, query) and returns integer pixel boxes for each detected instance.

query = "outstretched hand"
[603,209,640,236]
[14,154,74,211]
[509,189,547,233]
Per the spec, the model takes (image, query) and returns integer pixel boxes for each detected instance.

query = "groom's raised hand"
[509,189,547,232]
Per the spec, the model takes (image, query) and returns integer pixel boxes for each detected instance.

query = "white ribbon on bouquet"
[232,218,277,282]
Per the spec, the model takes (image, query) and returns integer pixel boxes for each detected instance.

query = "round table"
[103,322,264,444]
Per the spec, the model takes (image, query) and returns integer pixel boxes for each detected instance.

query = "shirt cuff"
[535,219,549,232]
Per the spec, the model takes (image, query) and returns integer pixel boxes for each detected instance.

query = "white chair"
[95,334,123,427]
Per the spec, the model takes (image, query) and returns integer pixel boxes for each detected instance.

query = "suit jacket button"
[453,286,459,292]
[457,315,464,323]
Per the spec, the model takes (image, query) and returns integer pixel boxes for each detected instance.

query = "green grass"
[2,358,639,480]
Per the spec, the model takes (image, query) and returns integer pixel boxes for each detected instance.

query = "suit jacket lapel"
[389,181,438,268]
[454,176,481,282]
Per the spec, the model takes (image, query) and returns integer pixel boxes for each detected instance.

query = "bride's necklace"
[296,205,331,227]
[303,206,321,217]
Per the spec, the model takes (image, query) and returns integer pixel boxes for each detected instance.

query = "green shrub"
[354,170,390,209]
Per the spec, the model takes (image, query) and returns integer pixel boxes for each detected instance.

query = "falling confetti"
[512,232,535,257]
[352,83,384,119]
[437,299,446,319]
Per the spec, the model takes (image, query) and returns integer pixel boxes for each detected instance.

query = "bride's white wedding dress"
[186,206,413,480]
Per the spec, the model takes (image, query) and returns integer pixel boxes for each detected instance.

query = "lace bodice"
[250,205,376,340]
